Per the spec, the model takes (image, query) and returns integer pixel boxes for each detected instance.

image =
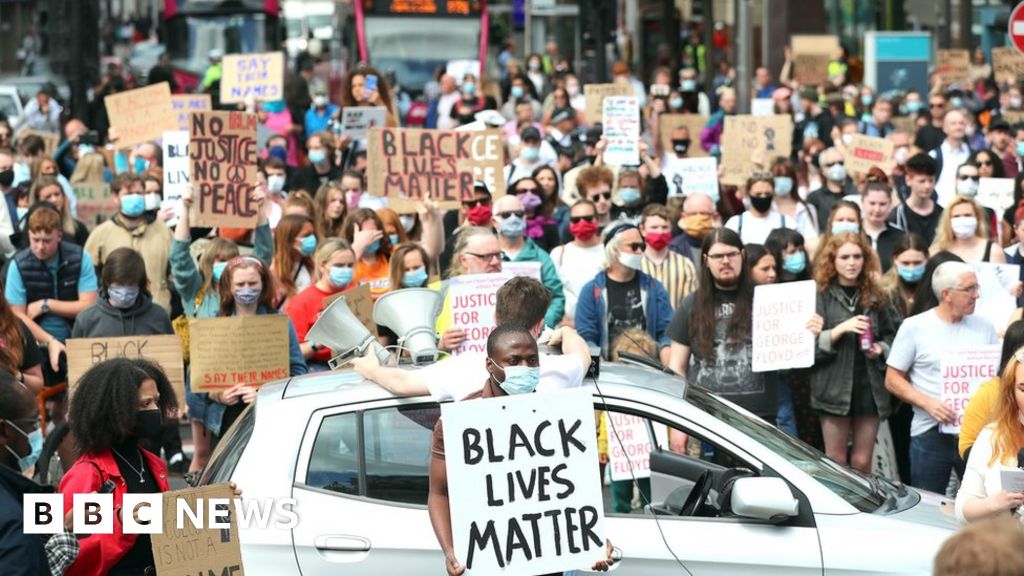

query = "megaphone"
[307,295,392,369]
[373,288,441,366]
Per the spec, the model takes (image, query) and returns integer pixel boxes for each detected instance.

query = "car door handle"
[314,535,371,552]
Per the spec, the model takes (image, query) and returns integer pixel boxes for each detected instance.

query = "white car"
[199,360,959,575]
[0,86,25,127]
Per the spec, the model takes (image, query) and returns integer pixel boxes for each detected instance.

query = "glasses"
[706,250,742,262]
[952,284,981,294]
[624,242,646,252]
[515,187,540,195]
[958,175,980,181]
[462,198,492,209]
[570,215,596,223]
[496,210,525,219]
[588,192,612,202]
[466,251,502,262]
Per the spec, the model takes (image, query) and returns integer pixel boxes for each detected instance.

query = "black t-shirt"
[914,124,945,152]
[606,275,645,348]
[890,203,943,246]
[109,443,160,576]
[668,290,775,419]
[16,320,42,373]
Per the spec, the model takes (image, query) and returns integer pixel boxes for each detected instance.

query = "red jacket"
[59,448,169,576]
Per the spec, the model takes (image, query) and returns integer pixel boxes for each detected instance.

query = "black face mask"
[0,169,12,188]
[672,139,690,155]
[133,409,162,442]
[750,195,774,214]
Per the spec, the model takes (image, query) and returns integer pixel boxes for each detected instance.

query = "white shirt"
[724,205,814,245]
[436,92,461,129]
[421,351,585,401]
[955,426,1020,522]
[887,309,999,437]
[550,242,606,320]
[931,139,972,208]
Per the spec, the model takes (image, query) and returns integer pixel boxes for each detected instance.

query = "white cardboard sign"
[441,388,606,576]
[604,412,667,482]
[502,261,542,280]
[449,273,513,355]
[752,280,816,372]
[602,96,640,166]
[663,156,718,199]
[161,130,189,227]
[340,106,387,140]
[970,262,1021,336]
[939,345,1000,434]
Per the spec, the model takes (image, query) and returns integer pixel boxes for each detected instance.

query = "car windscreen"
[0,94,20,120]
[686,386,887,513]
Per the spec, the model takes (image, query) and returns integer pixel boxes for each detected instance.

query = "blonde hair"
[314,182,346,237]
[29,176,76,237]
[989,345,1024,466]
[447,227,496,278]
[931,195,989,254]
[312,237,355,282]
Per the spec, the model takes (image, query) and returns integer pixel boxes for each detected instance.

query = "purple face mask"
[519,192,543,212]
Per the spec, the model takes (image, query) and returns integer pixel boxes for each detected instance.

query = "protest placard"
[970,262,1021,335]
[442,388,606,576]
[939,346,1000,434]
[448,272,512,355]
[977,177,1015,214]
[791,35,840,85]
[171,94,212,132]
[189,111,259,228]
[340,106,387,140]
[752,280,815,372]
[104,82,177,149]
[367,127,505,212]
[603,412,667,482]
[844,134,894,175]
[663,156,718,199]
[67,335,185,407]
[446,59,480,83]
[189,315,289,391]
[602,96,640,166]
[150,484,244,576]
[72,182,117,230]
[1003,111,1024,126]
[502,261,542,280]
[584,83,633,124]
[890,116,916,136]
[323,283,377,335]
[720,115,793,186]
[221,51,285,104]
[658,114,710,158]
[936,49,970,87]
[20,129,59,156]
[993,47,1024,86]
[751,98,775,117]
[161,130,189,227]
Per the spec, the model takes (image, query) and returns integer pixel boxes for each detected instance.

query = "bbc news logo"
[23,495,298,534]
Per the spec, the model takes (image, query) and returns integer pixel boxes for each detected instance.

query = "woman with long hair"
[820,199,868,248]
[744,244,777,285]
[314,181,347,238]
[271,214,319,305]
[291,132,340,195]
[284,239,357,370]
[28,176,88,245]
[510,176,560,251]
[388,242,433,290]
[338,65,399,128]
[811,232,896,473]
[532,164,568,234]
[770,158,819,252]
[931,195,1004,263]
[880,234,929,321]
[958,320,1024,461]
[860,168,904,272]
[0,284,44,392]
[343,208,392,299]
[376,207,408,249]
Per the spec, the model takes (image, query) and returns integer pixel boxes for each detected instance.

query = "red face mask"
[645,232,672,251]
[569,218,599,241]
[465,204,493,226]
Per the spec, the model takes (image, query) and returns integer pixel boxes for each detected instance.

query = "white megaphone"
[373,288,442,366]
[307,295,392,369]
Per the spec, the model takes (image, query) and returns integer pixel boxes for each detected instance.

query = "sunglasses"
[497,210,525,219]
[958,175,980,181]
[823,160,844,168]
[462,198,492,209]
[570,215,596,223]
[589,192,612,201]
[625,242,646,252]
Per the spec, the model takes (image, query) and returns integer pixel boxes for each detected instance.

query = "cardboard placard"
[340,106,387,140]
[66,335,185,408]
[751,98,776,117]
[189,111,259,228]
[72,182,117,230]
[171,94,212,132]
[446,59,480,83]
[1003,110,1024,126]
[970,262,1021,336]
[442,388,606,575]
[658,114,710,158]
[992,47,1024,86]
[583,83,634,124]
[977,177,1015,214]
[844,133,894,175]
[150,484,244,576]
[367,127,506,212]
[720,115,793,186]
[502,261,542,280]
[663,156,718,199]
[161,130,189,227]
[220,51,285,104]
[323,283,377,335]
[752,280,815,372]
[104,82,177,149]
[189,315,290,391]
[448,272,512,355]
[791,35,840,85]
[601,96,640,166]
[19,129,60,156]
[936,49,971,87]
[939,346,1000,434]
[890,116,917,135]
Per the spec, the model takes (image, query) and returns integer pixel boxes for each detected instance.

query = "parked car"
[200,360,959,575]
[0,86,25,127]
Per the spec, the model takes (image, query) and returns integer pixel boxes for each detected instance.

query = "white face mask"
[951,216,978,239]
[956,178,979,197]
[618,252,643,271]
[266,174,286,194]
[144,192,161,211]
[841,134,853,146]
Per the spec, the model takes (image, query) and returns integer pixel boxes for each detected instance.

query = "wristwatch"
[40,298,49,314]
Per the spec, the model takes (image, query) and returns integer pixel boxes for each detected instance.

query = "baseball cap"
[520,126,542,142]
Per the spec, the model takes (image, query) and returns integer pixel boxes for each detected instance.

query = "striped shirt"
[642,251,697,310]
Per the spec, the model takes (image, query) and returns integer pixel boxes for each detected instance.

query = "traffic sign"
[1010,1,1024,54]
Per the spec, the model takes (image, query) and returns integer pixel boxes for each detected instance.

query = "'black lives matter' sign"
[441,388,606,575]
[189,111,259,228]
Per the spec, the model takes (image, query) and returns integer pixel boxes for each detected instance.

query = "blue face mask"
[860,94,873,107]
[670,96,684,110]
[366,239,381,254]
[308,149,327,165]
[263,100,286,114]
[329,265,354,288]
[489,359,540,395]
[1017,141,1024,158]
[389,234,400,246]
[831,221,860,235]
[134,156,149,174]
[234,287,261,306]
[897,264,925,283]
[402,267,429,287]
[15,207,28,222]
[4,420,43,473]
[681,79,697,92]
[299,235,317,256]
[120,193,145,218]
[618,187,641,205]
[499,214,526,238]
[463,82,476,95]
[108,284,140,309]
[212,261,228,283]
[773,176,794,196]
[903,100,922,114]
[511,86,525,99]
[782,251,807,274]
[520,146,539,162]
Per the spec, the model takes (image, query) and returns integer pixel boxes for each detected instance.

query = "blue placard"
[875,35,931,61]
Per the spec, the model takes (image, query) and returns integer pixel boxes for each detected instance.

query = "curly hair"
[813,232,884,311]
[69,358,178,454]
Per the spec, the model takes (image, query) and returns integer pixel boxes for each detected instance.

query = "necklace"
[838,286,860,313]
[112,448,146,484]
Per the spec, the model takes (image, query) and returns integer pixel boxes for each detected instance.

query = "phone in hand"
[364,74,379,94]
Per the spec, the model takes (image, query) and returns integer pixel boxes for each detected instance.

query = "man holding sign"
[428,323,616,576]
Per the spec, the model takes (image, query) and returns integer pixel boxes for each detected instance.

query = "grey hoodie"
[71,291,174,338]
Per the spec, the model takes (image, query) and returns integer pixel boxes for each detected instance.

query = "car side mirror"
[729,477,799,522]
